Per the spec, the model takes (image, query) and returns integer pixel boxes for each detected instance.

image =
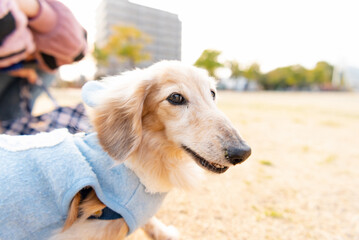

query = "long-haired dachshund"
[0,61,251,240]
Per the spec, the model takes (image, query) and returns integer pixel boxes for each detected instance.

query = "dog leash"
[36,80,59,108]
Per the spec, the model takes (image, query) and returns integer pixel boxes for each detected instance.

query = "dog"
[0,61,251,240]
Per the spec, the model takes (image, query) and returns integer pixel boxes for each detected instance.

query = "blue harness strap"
[89,207,123,220]
[79,188,123,220]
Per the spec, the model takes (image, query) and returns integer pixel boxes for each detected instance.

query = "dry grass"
[34,90,359,240]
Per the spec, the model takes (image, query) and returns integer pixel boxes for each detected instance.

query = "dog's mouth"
[182,145,229,174]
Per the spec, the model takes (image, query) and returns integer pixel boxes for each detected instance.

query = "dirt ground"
[35,90,359,240]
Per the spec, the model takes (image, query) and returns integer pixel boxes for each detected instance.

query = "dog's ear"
[90,77,152,162]
[82,81,107,108]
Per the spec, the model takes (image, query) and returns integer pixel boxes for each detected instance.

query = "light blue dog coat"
[0,129,167,240]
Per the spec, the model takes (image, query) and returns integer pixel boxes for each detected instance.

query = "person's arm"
[9,68,37,84]
[0,0,36,82]
[14,0,40,18]
[2,0,39,83]
[29,0,88,72]
[0,0,87,74]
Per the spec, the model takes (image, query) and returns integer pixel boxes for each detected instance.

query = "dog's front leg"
[142,216,179,240]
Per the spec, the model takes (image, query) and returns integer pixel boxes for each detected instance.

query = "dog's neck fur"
[124,131,204,194]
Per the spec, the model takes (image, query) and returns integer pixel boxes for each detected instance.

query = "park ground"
[34,90,359,240]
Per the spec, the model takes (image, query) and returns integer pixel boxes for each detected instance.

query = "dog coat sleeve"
[0,130,167,239]
[74,133,167,234]
[0,129,97,240]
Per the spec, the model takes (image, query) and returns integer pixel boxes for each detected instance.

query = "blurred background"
[57,0,359,91]
[35,0,358,239]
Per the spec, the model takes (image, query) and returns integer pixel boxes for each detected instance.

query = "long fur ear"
[92,75,152,162]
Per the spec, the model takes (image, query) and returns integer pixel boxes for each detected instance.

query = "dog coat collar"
[0,129,167,239]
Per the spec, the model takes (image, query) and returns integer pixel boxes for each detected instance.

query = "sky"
[60,0,359,79]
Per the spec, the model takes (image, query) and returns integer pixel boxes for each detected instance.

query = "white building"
[96,0,181,73]
[343,66,359,91]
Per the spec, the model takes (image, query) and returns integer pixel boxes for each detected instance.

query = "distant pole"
[332,64,341,87]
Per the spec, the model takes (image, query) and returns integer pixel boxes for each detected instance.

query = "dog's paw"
[162,225,179,240]
[144,217,180,240]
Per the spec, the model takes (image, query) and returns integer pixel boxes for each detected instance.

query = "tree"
[308,61,333,85]
[242,63,262,81]
[261,65,314,90]
[93,25,151,69]
[194,49,223,79]
[92,44,109,66]
[259,62,335,90]
[226,60,243,78]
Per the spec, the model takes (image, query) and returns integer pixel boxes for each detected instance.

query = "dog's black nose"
[225,143,251,165]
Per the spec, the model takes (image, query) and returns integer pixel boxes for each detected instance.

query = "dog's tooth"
[216,163,222,168]
[212,163,225,169]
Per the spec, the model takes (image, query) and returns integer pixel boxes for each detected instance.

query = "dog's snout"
[225,143,251,165]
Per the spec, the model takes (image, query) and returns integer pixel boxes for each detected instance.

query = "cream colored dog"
[52,60,251,239]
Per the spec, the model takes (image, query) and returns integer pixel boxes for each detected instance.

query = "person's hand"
[9,68,38,84]
[14,0,40,18]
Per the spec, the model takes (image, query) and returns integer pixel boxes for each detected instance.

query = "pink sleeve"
[30,0,87,72]
[0,0,35,68]
[28,0,57,33]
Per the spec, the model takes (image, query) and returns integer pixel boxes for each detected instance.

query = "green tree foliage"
[261,62,333,90]
[308,61,334,85]
[92,44,109,66]
[194,49,223,79]
[219,55,335,89]
[226,60,243,78]
[263,65,309,90]
[92,25,151,68]
[242,63,262,81]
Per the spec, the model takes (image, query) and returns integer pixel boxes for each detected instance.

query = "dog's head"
[83,61,251,176]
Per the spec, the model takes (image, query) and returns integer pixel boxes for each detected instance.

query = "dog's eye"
[211,90,216,100]
[167,93,186,105]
